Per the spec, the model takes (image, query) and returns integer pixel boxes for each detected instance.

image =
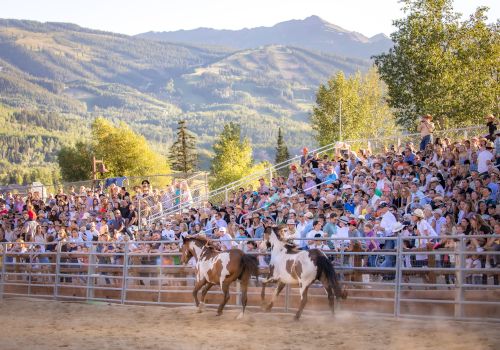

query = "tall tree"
[374,0,499,129]
[92,117,170,177]
[169,120,198,175]
[311,68,398,147]
[58,118,170,181]
[275,127,290,175]
[57,142,93,181]
[210,122,254,189]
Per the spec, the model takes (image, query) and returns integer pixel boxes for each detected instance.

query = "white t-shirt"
[477,150,493,173]
[380,211,397,236]
[306,229,324,240]
[161,229,176,241]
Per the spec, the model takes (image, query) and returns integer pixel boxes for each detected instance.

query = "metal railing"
[137,172,209,228]
[151,126,487,223]
[1,234,498,321]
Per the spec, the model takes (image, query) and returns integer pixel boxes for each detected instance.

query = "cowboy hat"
[391,222,405,233]
[412,209,425,219]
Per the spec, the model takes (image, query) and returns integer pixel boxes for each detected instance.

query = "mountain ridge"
[138,15,392,59]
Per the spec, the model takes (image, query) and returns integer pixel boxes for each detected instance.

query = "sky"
[1,0,499,37]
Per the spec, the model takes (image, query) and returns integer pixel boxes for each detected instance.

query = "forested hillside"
[0,18,373,185]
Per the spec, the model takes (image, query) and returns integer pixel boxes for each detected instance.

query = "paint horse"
[260,225,347,320]
[180,235,259,318]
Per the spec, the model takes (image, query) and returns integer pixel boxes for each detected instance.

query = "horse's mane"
[267,225,300,253]
[186,235,220,250]
[284,242,300,254]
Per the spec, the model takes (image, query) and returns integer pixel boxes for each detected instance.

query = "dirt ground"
[0,298,498,350]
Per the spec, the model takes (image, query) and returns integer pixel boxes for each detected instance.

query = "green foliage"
[91,117,170,178]
[275,127,290,176]
[0,161,60,186]
[311,68,398,147]
[169,120,198,174]
[57,142,93,181]
[210,122,254,189]
[374,0,499,129]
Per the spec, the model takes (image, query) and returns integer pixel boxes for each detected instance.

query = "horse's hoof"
[236,312,244,320]
[216,312,222,316]
[294,315,301,321]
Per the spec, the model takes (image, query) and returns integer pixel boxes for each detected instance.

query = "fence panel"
[0,235,498,321]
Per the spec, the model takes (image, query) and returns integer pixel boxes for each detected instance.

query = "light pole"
[339,98,343,142]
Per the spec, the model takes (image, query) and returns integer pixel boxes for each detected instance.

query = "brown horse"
[180,235,259,318]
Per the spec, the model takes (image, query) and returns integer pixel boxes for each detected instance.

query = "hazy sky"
[2,0,499,37]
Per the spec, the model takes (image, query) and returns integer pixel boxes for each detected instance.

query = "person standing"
[486,114,497,142]
[417,114,435,151]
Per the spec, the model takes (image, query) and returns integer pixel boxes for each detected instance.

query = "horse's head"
[180,236,195,265]
[259,225,287,251]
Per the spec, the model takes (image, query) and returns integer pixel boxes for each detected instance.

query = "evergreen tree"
[374,0,499,129]
[275,127,290,176]
[210,122,253,189]
[169,120,198,175]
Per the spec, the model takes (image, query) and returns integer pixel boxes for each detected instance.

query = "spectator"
[417,114,435,151]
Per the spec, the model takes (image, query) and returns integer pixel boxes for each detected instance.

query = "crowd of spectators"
[0,116,499,286]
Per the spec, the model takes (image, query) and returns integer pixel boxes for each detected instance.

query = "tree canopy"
[58,117,170,181]
[210,122,254,189]
[310,68,399,147]
[374,0,499,129]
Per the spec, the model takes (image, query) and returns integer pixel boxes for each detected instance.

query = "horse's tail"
[239,254,259,283]
[316,254,346,300]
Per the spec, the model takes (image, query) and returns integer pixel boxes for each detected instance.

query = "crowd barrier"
[0,235,499,321]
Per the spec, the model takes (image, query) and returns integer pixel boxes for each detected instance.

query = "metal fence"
[1,234,498,320]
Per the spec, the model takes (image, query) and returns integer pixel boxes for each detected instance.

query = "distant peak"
[303,15,325,24]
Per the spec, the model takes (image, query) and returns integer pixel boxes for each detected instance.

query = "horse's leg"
[237,279,249,320]
[265,281,286,312]
[320,275,335,314]
[192,278,206,308]
[294,282,311,320]
[216,280,231,316]
[199,282,214,312]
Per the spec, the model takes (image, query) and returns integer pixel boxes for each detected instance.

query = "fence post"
[0,244,6,299]
[455,236,465,318]
[138,198,142,230]
[284,284,290,313]
[394,235,402,317]
[204,172,209,199]
[268,168,273,185]
[87,244,96,300]
[54,242,61,300]
[121,241,129,304]
[224,189,228,202]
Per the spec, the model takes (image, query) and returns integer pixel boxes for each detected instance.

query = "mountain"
[138,15,392,59]
[0,18,374,184]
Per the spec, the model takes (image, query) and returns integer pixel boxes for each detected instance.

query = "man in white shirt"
[378,202,397,237]
[161,222,176,241]
[215,227,236,251]
[306,220,324,248]
[412,208,438,265]
[333,216,350,250]
[477,143,494,173]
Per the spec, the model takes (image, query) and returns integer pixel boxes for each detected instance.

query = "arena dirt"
[0,298,498,350]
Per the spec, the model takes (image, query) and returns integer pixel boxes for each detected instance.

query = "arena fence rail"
[0,234,498,321]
